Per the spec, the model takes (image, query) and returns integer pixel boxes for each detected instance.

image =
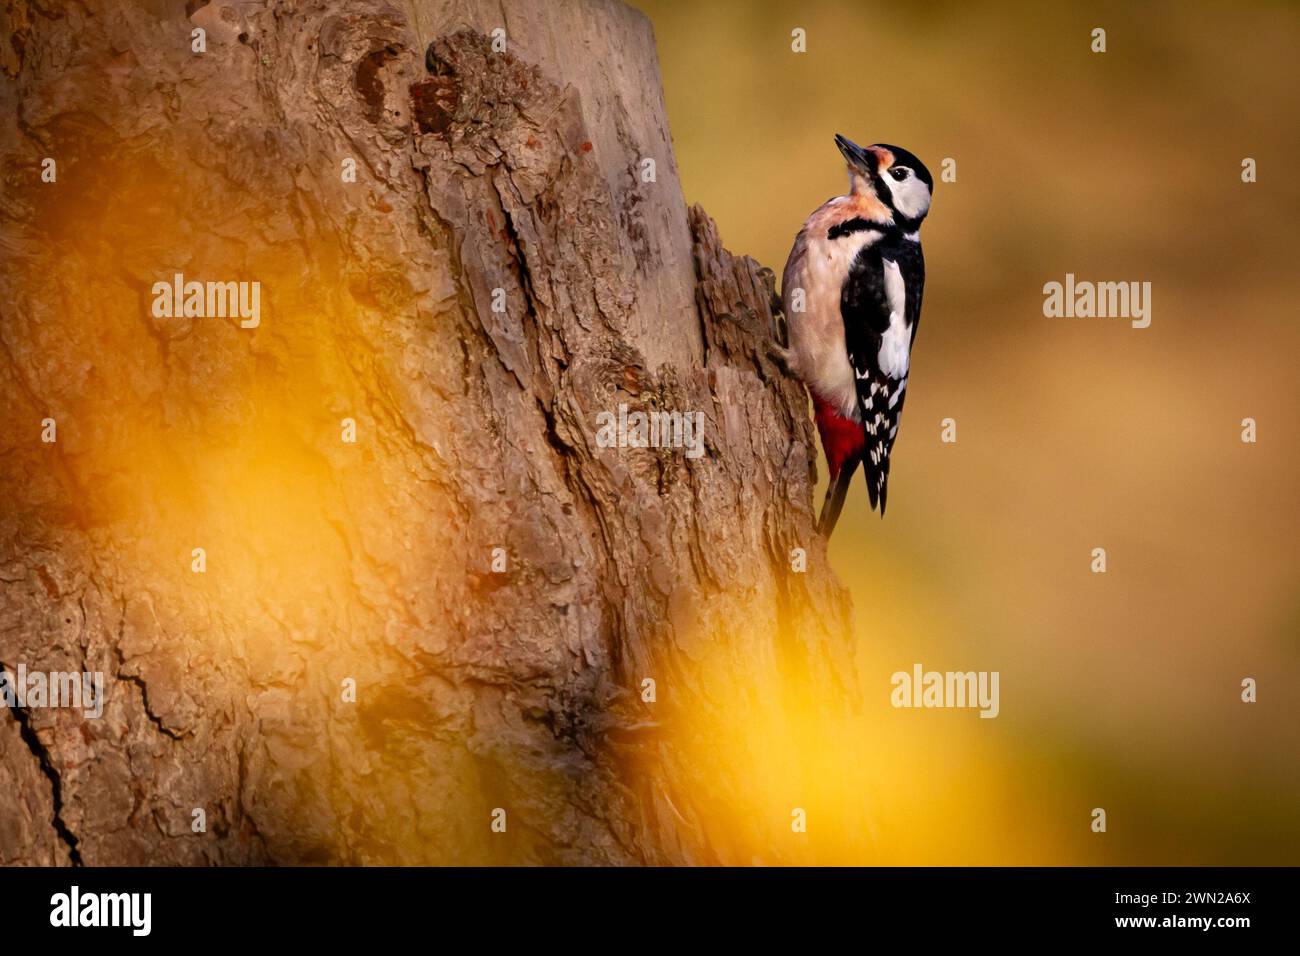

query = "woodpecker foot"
[772,307,789,348]
[767,343,795,375]
[767,303,794,374]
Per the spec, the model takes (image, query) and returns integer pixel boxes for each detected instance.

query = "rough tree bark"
[0,0,854,865]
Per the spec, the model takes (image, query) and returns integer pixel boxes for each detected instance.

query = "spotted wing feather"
[841,236,924,515]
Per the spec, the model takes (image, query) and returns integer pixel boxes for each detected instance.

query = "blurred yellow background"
[637,0,1300,864]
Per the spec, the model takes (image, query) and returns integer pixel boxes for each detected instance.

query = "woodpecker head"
[835,133,933,229]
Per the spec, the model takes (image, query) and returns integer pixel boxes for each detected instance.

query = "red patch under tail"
[811,393,865,478]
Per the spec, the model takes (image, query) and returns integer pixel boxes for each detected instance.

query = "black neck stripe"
[827,217,920,242]
[827,217,884,240]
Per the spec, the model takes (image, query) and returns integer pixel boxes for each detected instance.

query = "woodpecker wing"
[840,234,924,515]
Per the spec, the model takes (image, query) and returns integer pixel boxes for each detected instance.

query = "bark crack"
[113,614,185,742]
[0,658,84,866]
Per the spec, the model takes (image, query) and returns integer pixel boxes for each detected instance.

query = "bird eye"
[889,167,910,181]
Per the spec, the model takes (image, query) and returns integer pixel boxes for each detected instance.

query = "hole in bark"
[425,42,452,76]
[355,46,399,121]
[410,76,459,135]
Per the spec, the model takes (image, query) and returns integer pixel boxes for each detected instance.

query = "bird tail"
[818,456,860,537]
[865,457,889,517]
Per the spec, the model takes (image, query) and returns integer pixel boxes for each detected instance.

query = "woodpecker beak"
[835,134,880,176]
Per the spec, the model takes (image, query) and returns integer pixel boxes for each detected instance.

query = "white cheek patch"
[891,179,929,220]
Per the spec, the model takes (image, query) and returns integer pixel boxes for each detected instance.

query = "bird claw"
[772,306,789,348]
[767,342,795,375]
[767,302,796,374]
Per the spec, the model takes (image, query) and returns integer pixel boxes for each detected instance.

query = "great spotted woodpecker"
[779,134,933,536]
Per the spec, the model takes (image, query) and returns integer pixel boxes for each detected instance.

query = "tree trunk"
[0,0,854,866]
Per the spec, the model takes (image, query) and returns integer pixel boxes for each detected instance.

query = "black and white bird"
[779,134,934,537]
